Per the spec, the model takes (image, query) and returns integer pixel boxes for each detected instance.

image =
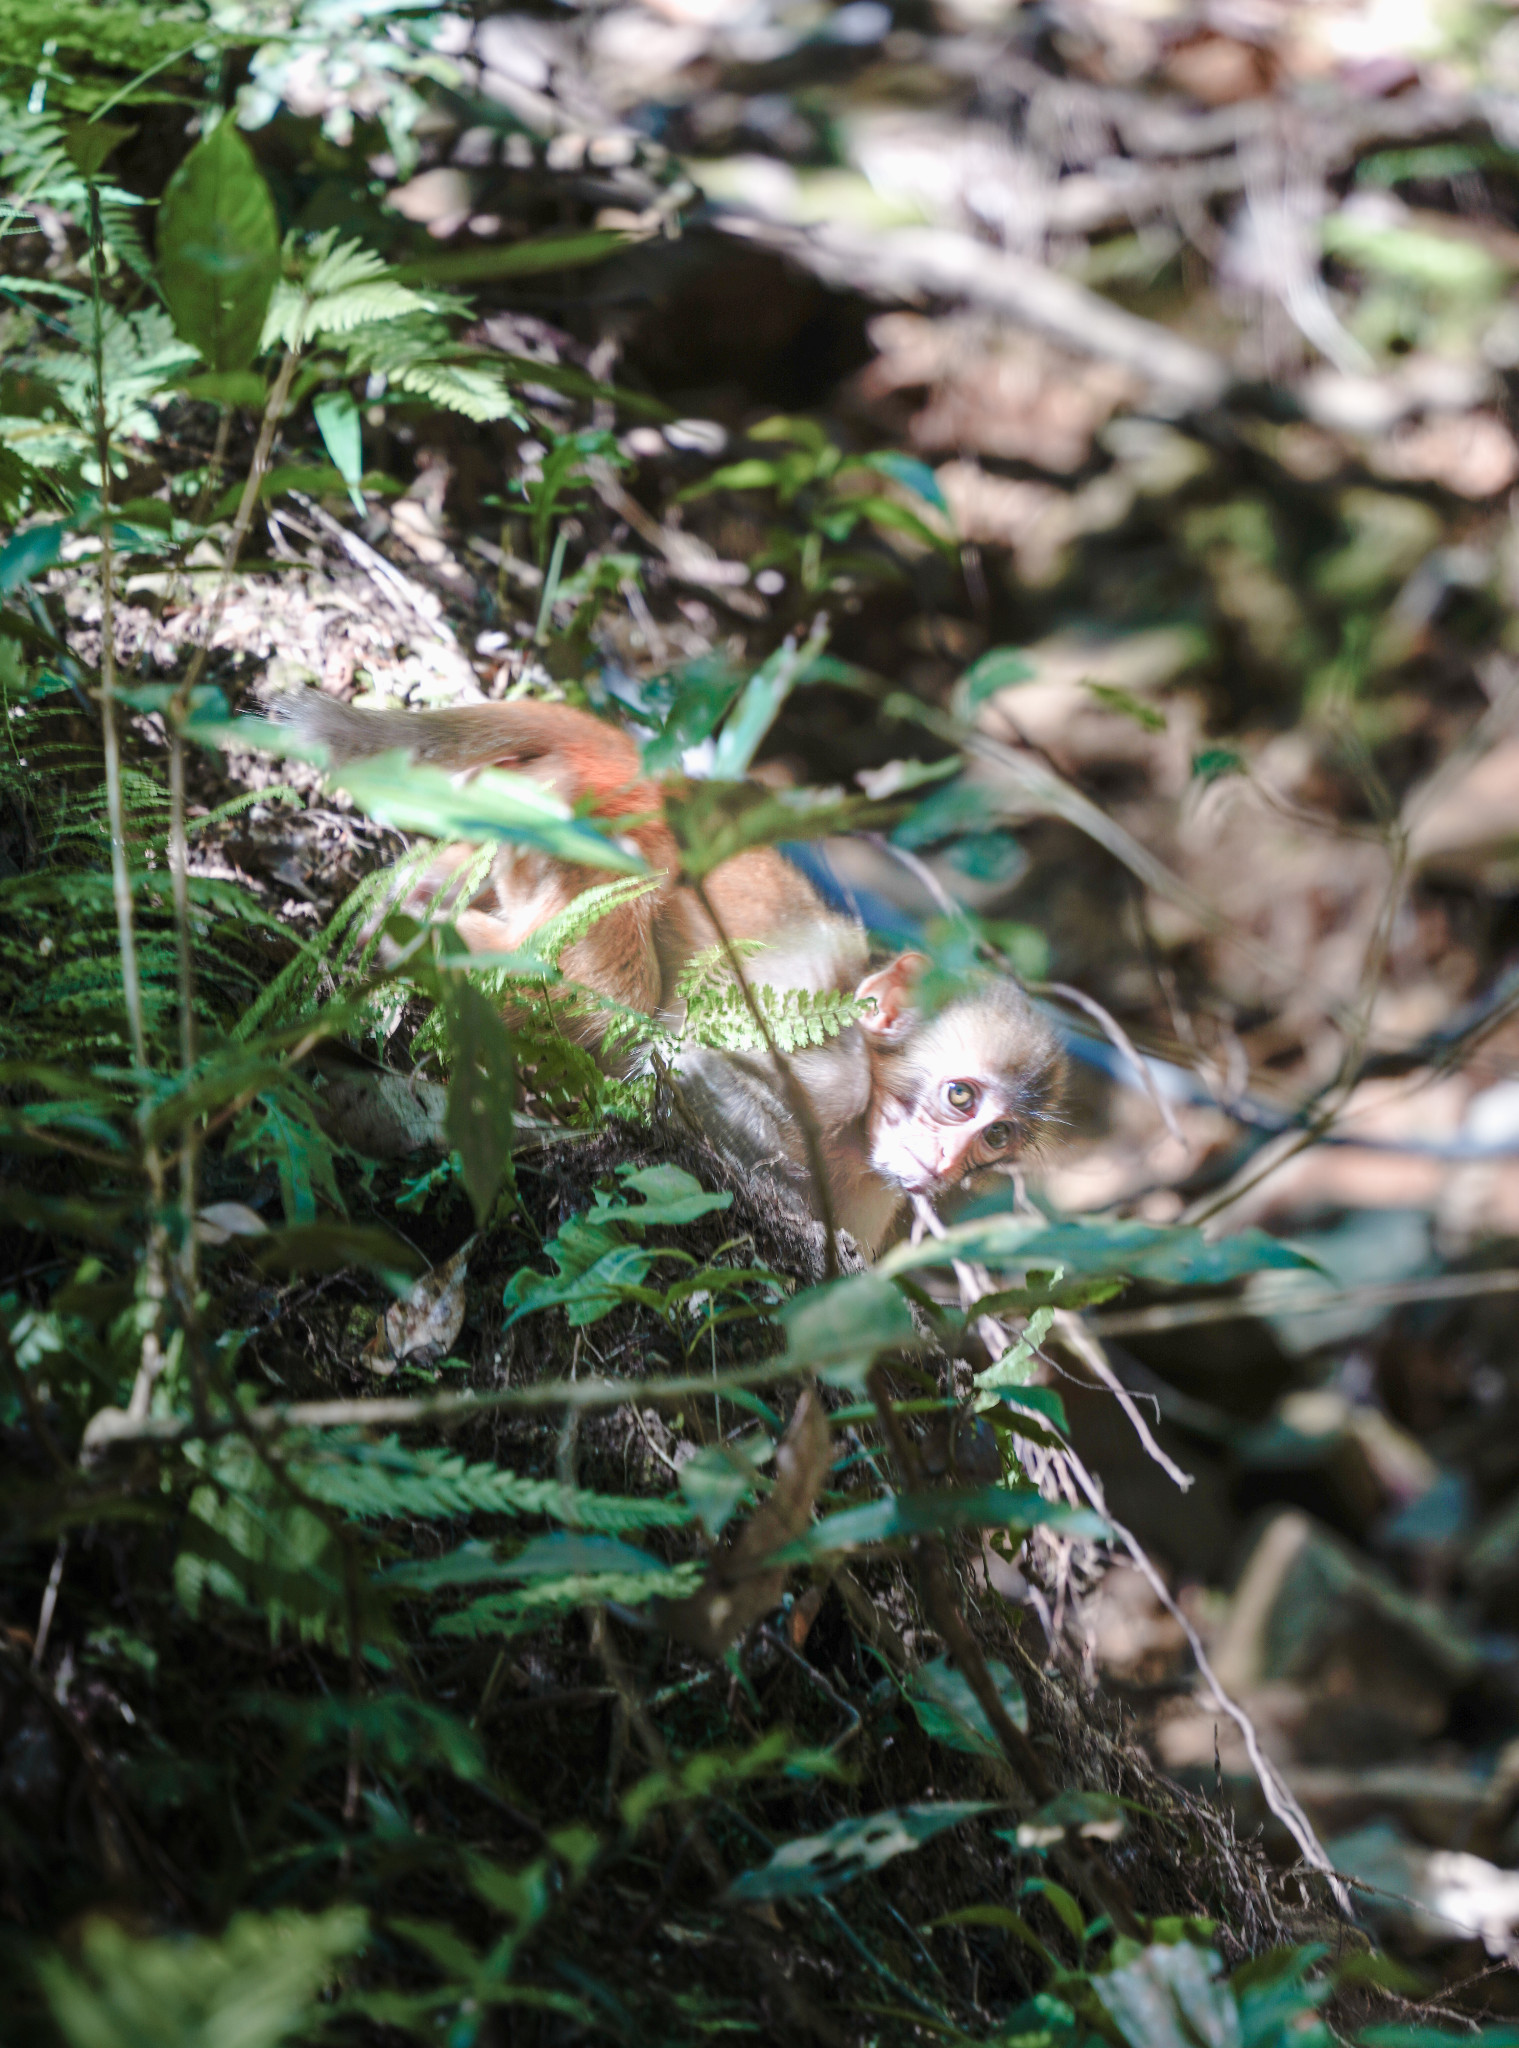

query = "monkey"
[277,690,1064,1252]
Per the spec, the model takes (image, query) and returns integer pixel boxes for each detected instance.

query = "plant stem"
[87,185,148,1077]
[166,351,297,1291]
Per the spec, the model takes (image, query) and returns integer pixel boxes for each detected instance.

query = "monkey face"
[868,1073,1025,1194]
[861,976,1064,1200]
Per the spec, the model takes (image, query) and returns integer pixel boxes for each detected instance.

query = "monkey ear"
[856,952,927,1038]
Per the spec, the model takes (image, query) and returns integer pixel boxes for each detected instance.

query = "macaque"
[279,691,1063,1251]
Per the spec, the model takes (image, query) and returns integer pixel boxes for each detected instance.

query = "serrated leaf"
[156,121,280,374]
[725,1802,995,1902]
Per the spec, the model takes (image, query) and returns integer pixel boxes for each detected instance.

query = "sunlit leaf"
[156,120,280,374]
[312,389,365,514]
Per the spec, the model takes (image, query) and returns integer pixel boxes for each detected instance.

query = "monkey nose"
[936,1133,979,1181]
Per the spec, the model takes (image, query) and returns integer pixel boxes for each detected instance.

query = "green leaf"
[985,1385,1070,1435]
[776,1486,1108,1561]
[623,1730,843,1832]
[441,976,514,1227]
[905,1653,1028,1758]
[62,120,137,178]
[855,449,947,509]
[209,464,401,518]
[38,1907,367,2048]
[845,492,954,555]
[1084,681,1166,731]
[1192,747,1245,785]
[778,1273,919,1391]
[1360,2032,1519,2047]
[500,1532,665,1580]
[504,1242,656,1327]
[956,647,1037,712]
[156,120,280,374]
[639,659,745,775]
[312,388,364,514]
[0,521,66,593]
[333,755,647,874]
[598,1164,733,1228]
[254,1222,424,1294]
[972,1305,1054,1397]
[928,1906,1057,1970]
[391,229,631,288]
[881,1216,1316,1287]
[691,457,785,495]
[892,776,1005,851]
[178,369,267,407]
[1094,1939,1237,2048]
[710,628,828,780]
[725,1803,995,1902]
[1021,1877,1090,1943]
[678,1445,761,1539]
[665,780,896,880]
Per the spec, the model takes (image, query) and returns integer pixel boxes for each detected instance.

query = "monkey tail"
[271,687,421,766]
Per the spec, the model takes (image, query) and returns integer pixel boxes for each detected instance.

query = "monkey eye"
[944,1080,977,1114]
[981,1121,1014,1155]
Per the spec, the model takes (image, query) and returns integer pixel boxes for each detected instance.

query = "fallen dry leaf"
[363,1237,475,1376]
[658,1386,830,1658]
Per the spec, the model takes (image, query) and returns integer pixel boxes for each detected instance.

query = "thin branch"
[690,876,841,1279]
[1052,1310,1195,1495]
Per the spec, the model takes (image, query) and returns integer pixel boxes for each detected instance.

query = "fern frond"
[679,979,867,1054]
[289,1434,695,1532]
[434,1564,705,1640]
[261,236,434,352]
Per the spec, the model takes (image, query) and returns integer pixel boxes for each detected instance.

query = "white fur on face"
[867,988,1061,1196]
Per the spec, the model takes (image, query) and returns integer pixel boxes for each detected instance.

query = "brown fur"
[278,690,1062,1248]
